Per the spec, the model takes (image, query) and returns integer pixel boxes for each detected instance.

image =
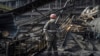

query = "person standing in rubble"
[43,14,59,56]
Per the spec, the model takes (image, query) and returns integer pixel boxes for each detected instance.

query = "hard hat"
[50,14,57,19]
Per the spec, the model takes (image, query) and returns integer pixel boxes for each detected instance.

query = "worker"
[43,14,59,56]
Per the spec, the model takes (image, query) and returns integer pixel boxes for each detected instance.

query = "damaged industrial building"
[0,0,100,56]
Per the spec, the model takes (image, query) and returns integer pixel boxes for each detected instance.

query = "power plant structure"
[0,0,100,56]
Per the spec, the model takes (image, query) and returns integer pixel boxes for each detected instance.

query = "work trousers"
[47,40,58,56]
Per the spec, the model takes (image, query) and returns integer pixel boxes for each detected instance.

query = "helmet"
[50,14,57,19]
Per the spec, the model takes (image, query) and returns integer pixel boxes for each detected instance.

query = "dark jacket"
[43,21,58,41]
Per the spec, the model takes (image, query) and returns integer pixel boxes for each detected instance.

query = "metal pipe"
[35,9,47,18]
[55,0,70,23]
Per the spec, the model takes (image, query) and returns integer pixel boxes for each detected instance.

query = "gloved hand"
[43,29,47,34]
